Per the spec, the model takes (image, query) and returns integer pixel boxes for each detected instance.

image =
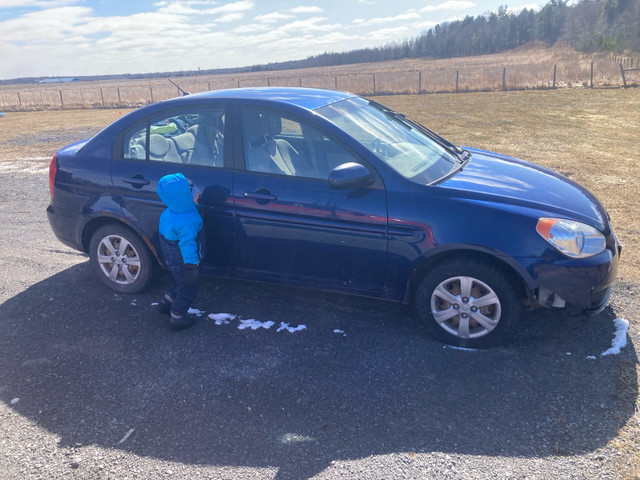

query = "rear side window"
[123,109,225,168]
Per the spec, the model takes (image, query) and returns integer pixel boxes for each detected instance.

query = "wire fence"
[0,54,635,112]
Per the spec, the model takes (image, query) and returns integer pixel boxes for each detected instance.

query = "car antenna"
[168,78,190,96]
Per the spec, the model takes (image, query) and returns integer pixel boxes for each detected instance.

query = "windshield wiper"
[368,99,469,163]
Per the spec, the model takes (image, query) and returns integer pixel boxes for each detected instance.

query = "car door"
[232,107,388,296]
[111,106,235,272]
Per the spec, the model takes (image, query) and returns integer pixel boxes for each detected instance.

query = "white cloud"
[508,3,541,13]
[352,11,420,27]
[0,0,78,7]
[254,11,294,23]
[421,1,476,12]
[289,6,324,14]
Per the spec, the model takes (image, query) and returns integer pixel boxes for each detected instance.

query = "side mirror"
[328,162,373,190]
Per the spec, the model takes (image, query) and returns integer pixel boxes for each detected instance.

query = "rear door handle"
[122,175,150,187]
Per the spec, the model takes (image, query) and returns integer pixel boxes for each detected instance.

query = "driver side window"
[241,110,356,179]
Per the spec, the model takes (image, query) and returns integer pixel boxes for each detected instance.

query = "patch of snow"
[238,319,274,330]
[208,313,236,325]
[565,352,572,356]
[10,398,19,405]
[187,308,206,317]
[444,345,480,352]
[586,356,597,360]
[601,318,629,356]
[333,329,344,334]
[151,302,159,306]
[277,322,307,333]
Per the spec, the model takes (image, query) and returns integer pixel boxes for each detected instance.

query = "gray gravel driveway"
[0,168,637,480]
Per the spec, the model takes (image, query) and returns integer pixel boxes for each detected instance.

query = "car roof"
[186,87,356,111]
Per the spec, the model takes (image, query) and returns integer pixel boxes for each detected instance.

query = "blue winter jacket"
[157,173,203,265]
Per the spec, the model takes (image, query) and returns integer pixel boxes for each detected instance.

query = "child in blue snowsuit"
[156,173,203,329]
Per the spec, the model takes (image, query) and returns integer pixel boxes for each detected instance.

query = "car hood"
[439,148,607,228]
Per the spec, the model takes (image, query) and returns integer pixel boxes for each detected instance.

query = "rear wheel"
[89,224,154,294]
[415,259,521,348]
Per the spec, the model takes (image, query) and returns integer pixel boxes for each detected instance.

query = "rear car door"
[232,106,388,296]
[111,106,235,272]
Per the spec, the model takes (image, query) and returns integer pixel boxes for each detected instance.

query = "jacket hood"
[439,148,607,229]
[157,173,197,214]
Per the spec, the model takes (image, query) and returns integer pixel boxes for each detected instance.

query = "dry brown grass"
[0,42,626,111]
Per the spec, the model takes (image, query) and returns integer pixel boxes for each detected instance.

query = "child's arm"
[176,217,203,265]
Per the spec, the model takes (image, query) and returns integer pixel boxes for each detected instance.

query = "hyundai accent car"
[47,87,620,348]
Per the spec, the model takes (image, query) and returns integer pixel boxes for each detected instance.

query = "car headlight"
[536,218,606,258]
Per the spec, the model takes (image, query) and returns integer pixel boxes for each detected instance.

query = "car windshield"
[316,97,459,184]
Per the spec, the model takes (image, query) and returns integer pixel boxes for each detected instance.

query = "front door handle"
[243,190,278,203]
[122,175,150,187]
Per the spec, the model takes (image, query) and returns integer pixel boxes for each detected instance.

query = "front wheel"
[89,224,154,294]
[415,259,521,348]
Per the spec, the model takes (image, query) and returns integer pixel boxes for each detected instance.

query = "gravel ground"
[0,134,637,479]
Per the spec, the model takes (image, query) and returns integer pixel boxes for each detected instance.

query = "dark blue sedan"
[47,87,620,347]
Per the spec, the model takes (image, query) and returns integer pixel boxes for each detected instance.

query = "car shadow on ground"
[0,261,637,479]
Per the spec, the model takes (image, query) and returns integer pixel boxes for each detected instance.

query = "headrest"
[149,134,169,157]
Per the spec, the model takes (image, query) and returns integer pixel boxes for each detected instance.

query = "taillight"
[49,154,57,199]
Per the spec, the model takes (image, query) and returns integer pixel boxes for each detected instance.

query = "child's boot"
[156,294,173,316]
[170,311,196,330]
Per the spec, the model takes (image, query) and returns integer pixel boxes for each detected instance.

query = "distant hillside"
[251,0,639,72]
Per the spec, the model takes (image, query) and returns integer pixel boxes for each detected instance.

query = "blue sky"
[0,0,542,79]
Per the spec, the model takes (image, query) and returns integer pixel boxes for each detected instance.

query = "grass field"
[0,87,638,477]
[0,42,627,110]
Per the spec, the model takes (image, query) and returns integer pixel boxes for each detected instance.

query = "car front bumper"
[523,241,621,314]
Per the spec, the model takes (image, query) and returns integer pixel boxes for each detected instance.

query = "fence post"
[149,86,154,103]
[552,65,557,89]
[117,87,121,106]
[237,80,240,88]
[59,90,64,109]
[373,74,376,94]
[455,70,459,93]
[100,88,105,107]
[18,92,22,107]
[418,71,422,94]
[502,67,506,91]
[620,63,627,88]
[299,78,302,87]
[590,62,594,88]
[334,76,338,90]
[267,78,271,87]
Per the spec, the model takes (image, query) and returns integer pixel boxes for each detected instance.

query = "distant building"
[37,77,79,84]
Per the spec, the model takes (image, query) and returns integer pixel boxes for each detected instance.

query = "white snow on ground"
[277,322,307,333]
[601,318,629,356]
[0,158,50,174]
[187,308,206,317]
[208,313,236,325]
[444,345,479,352]
[238,319,275,330]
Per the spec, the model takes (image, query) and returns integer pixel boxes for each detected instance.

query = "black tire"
[89,224,154,294]
[415,259,521,348]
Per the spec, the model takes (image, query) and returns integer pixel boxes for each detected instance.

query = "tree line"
[252,0,640,72]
